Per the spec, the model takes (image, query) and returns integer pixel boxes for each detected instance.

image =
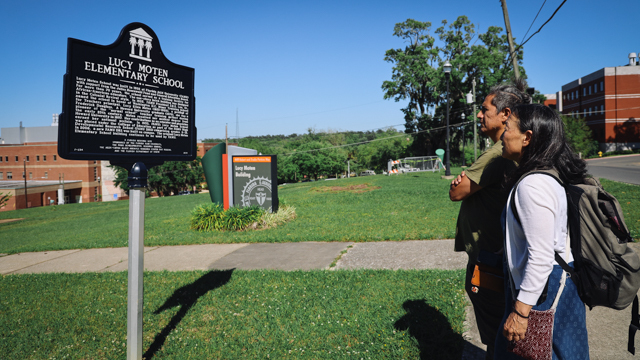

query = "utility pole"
[472,78,477,161]
[500,0,520,80]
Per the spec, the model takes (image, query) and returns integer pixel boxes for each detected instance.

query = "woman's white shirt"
[504,174,574,306]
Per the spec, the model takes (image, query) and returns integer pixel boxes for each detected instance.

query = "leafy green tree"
[355,129,411,172]
[382,19,441,157]
[383,16,527,160]
[561,115,598,158]
[0,192,10,208]
[110,158,204,196]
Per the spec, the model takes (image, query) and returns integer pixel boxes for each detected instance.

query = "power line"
[503,0,568,73]
[214,122,407,141]
[521,0,548,42]
[197,100,388,131]
[282,120,475,156]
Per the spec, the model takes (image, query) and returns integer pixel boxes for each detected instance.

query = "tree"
[0,192,10,208]
[110,159,205,196]
[355,128,410,172]
[561,115,598,158]
[383,16,527,160]
[382,19,441,157]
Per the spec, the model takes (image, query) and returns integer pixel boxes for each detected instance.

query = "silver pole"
[127,187,145,360]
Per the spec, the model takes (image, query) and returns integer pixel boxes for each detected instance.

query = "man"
[449,79,530,359]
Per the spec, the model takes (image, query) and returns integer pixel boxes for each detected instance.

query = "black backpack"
[510,170,640,353]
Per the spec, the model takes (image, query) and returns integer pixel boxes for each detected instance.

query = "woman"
[494,104,589,359]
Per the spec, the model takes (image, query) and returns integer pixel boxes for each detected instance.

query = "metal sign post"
[58,23,196,360]
[126,163,147,360]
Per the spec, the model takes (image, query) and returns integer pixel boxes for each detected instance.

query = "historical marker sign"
[232,156,279,212]
[59,22,196,162]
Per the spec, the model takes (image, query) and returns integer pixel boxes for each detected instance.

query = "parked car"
[359,170,376,176]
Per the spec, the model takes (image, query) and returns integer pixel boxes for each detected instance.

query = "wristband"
[513,308,529,319]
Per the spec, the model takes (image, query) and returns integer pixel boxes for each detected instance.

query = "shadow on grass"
[144,269,234,360]
[394,299,464,360]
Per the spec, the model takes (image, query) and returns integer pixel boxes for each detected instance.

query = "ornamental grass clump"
[259,204,296,229]
[190,204,264,232]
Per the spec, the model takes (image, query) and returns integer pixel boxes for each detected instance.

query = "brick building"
[557,53,640,151]
[0,119,102,211]
[1,119,227,211]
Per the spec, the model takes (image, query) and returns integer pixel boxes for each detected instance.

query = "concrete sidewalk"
[0,240,637,359]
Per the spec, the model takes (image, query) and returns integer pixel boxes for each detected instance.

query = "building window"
[601,82,604,91]
[53,155,57,161]
[601,105,605,115]
[37,155,40,162]
[15,156,18,162]
[584,109,587,117]
[4,156,7,162]
[583,88,587,96]
[26,156,29,162]
[45,172,48,179]
[22,172,25,179]
[43,155,47,161]
[7,172,11,179]
[0,157,2,163]
[29,172,32,179]
[0,172,3,179]
[576,90,579,98]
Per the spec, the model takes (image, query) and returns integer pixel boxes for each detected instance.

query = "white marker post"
[127,163,147,360]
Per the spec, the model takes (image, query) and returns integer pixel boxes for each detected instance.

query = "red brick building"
[0,120,228,211]
[557,54,640,151]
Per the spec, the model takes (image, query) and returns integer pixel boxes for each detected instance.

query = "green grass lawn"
[1,169,638,254]
[0,269,466,360]
[0,171,461,254]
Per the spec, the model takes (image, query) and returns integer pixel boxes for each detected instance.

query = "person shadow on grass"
[394,299,464,360]
[143,269,234,360]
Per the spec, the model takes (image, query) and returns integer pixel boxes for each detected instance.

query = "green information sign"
[232,155,278,212]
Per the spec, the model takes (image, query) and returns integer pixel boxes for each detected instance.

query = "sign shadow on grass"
[144,269,234,360]
[394,299,465,360]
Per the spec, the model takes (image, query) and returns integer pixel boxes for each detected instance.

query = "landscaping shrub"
[190,204,263,231]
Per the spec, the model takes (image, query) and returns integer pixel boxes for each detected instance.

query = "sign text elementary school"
[59,23,196,163]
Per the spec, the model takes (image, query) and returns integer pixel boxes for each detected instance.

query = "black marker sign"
[59,23,196,162]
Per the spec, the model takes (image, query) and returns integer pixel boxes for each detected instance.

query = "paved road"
[587,154,640,185]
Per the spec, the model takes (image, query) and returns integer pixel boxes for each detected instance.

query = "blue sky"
[1,0,639,140]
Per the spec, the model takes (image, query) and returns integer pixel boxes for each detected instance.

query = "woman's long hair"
[505,104,588,189]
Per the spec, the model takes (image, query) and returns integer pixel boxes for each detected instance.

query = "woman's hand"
[503,301,533,342]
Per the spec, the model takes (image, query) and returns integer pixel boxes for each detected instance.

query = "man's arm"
[449,171,483,201]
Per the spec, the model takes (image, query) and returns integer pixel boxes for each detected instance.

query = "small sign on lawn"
[232,156,278,212]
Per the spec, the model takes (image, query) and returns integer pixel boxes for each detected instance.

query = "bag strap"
[629,295,640,355]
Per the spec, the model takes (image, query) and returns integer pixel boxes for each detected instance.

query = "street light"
[444,61,452,176]
[97,176,101,202]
